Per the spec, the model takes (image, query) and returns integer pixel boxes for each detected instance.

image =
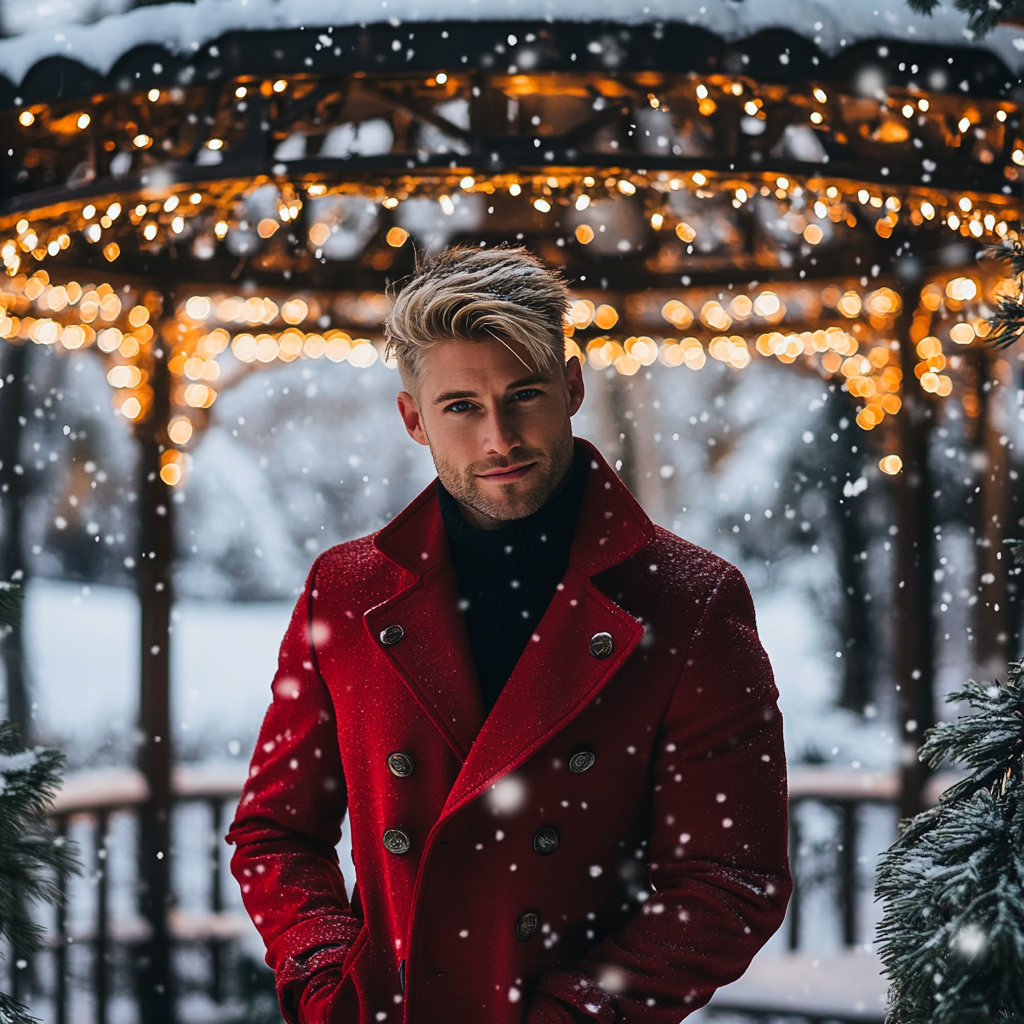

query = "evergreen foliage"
[875,667,1024,1024]
[0,584,78,1024]
[0,720,78,1024]
[220,954,285,1024]
[0,584,20,634]
[906,0,1024,36]
[981,239,1024,350]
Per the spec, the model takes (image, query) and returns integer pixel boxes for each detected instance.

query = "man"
[227,246,791,1024]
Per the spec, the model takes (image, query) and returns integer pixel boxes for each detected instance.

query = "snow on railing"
[11,762,250,1024]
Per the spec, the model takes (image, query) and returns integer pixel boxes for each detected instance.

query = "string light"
[0,74,1019,484]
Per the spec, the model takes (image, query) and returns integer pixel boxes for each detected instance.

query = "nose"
[482,404,522,457]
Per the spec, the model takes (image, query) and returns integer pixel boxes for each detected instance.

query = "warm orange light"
[281,298,309,324]
[675,222,696,243]
[120,396,142,419]
[701,301,732,331]
[308,223,331,246]
[128,305,150,328]
[593,304,619,330]
[662,300,694,330]
[570,299,596,328]
[168,417,194,445]
[348,341,379,368]
[386,227,410,247]
[185,295,212,320]
[950,322,975,344]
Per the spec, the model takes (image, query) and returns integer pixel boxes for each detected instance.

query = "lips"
[476,462,536,483]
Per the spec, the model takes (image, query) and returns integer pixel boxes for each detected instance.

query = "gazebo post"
[134,326,175,1024]
[0,339,30,740]
[895,288,936,820]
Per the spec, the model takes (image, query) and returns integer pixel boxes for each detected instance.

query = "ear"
[565,356,585,417]
[397,391,430,446]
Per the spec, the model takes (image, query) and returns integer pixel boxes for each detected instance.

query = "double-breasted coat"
[227,439,791,1024]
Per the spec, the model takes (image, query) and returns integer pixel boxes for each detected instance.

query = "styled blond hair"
[384,246,570,391]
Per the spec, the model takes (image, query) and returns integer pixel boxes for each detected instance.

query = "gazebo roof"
[0,0,1017,445]
[0,0,1021,106]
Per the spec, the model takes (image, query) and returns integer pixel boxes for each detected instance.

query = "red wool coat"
[227,439,791,1024]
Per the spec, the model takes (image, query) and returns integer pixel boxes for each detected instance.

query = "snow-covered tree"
[982,238,1024,350]
[875,666,1024,1023]
[0,584,78,1024]
[908,0,1024,37]
[0,585,19,640]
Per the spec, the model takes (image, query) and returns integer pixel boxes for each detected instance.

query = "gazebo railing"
[4,762,951,1021]
[786,766,954,952]
[10,764,249,1024]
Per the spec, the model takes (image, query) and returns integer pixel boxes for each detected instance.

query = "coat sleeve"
[528,566,792,1024]
[226,558,362,1023]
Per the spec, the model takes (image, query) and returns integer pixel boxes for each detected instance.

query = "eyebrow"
[432,374,554,405]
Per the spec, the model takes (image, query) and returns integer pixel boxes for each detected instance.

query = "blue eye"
[512,389,541,401]
[445,400,474,414]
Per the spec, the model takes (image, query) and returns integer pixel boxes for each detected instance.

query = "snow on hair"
[384,245,570,390]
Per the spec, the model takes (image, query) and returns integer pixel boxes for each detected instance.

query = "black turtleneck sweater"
[438,445,590,711]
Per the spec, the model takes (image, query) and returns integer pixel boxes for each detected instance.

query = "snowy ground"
[21,569,888,776]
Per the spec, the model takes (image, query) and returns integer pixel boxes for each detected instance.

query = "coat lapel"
[442,440,656,815]
[441,569,644,816]
[368,439,656,800]
[366,485,486,761]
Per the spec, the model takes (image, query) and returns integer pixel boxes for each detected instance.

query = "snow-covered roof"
[0,0,1022,93]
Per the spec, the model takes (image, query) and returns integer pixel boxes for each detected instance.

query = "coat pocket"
[297,928,370,1024]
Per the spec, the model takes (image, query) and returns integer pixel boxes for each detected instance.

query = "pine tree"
[875,667,1024,1023]
[979,238,1024,351]
[906,0,1024,36]
[0,585,20,638]
[0,585,78,1024]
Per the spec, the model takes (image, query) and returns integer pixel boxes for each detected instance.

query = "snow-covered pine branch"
[0,583,21,634]
[0,720,79,1024]
[875,666,1024,1024]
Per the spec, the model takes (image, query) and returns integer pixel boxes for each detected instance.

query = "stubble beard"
[431,428,575,526]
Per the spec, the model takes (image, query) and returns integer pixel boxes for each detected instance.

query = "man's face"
[397,339,585,529]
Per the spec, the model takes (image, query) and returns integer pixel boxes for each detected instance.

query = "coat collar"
[365,438,656,800]
[372,438,654,580]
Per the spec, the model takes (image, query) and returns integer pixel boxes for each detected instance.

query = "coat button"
[516,910,540,940]
[387,751,415,778]
[380,624,405,646]
[568,750,596,774]
[589,632,614,658]
[533,826,559,855]
[382,828,411,855]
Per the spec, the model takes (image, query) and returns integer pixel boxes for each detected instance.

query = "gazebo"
[0,0,1022,1019]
